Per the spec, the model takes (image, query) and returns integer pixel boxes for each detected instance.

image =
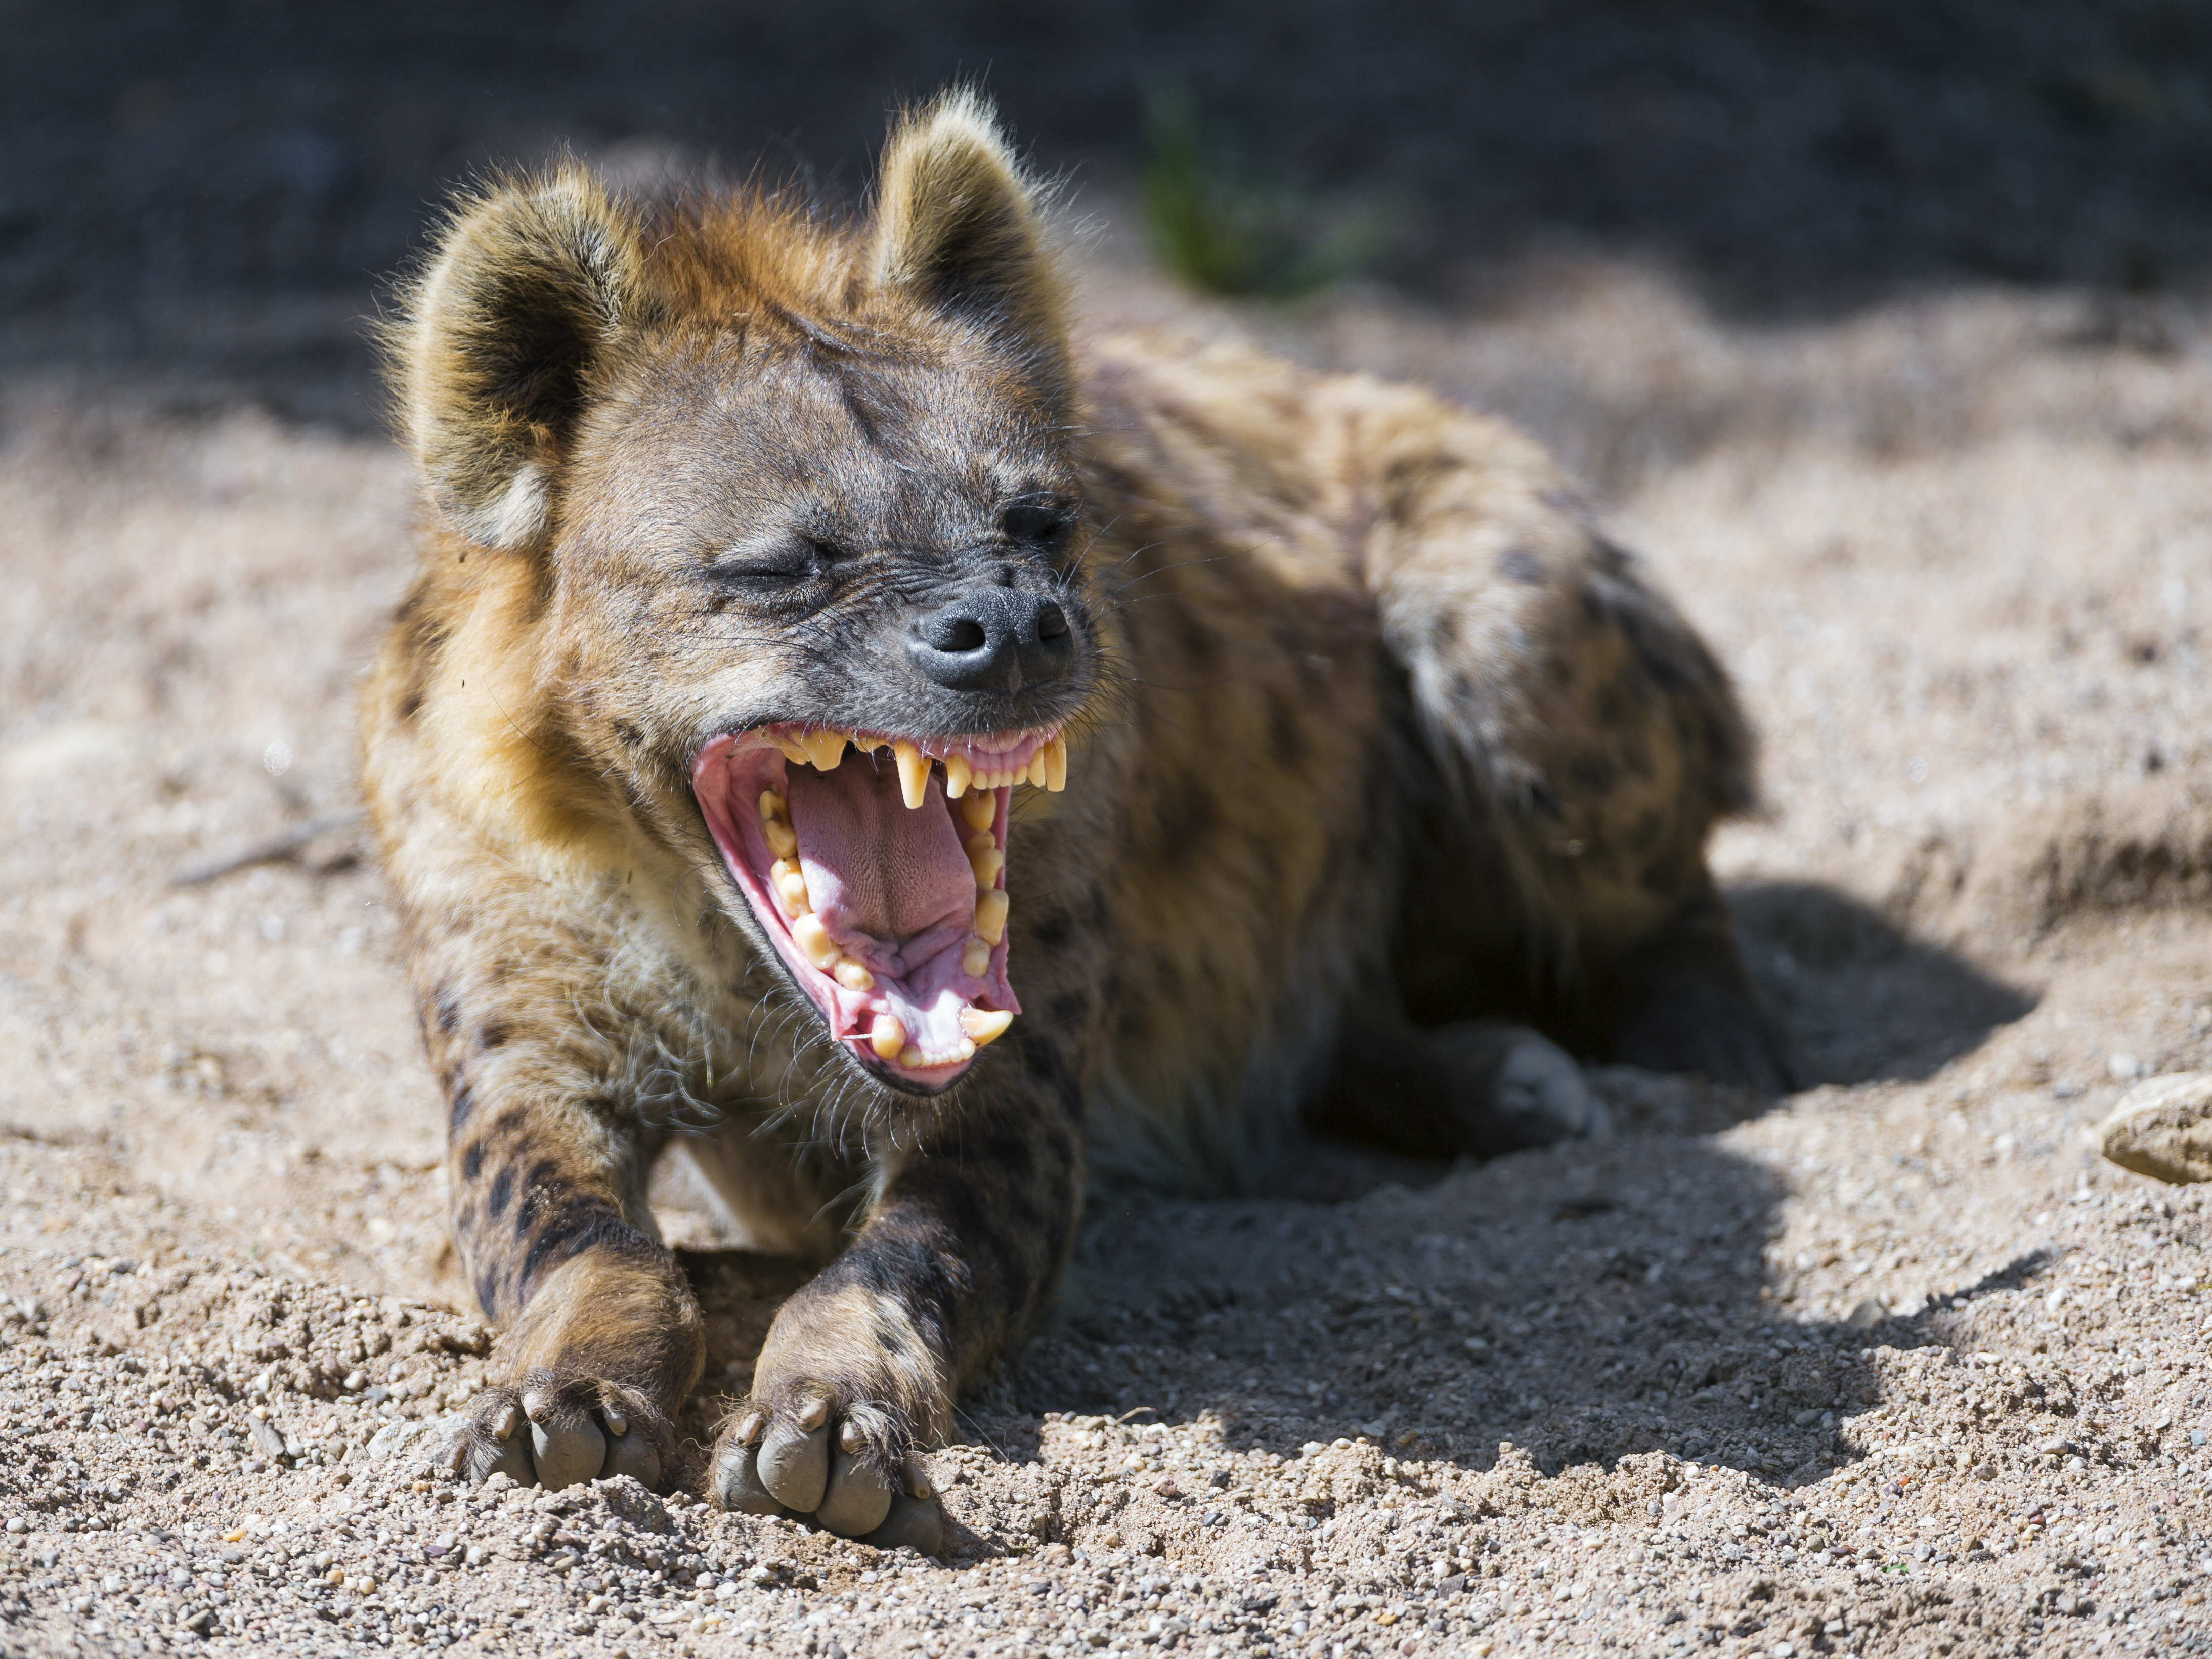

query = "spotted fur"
[361,91,1784,1534]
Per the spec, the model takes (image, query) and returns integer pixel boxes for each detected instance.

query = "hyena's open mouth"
[694,726,1067,1091]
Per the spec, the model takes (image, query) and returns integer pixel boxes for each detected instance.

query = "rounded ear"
[393,168,650,550]
[870,90,1069,402]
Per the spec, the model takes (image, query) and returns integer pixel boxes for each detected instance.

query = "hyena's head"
[393,92,1098,1096]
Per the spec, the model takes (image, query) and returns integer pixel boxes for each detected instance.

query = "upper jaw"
[690,722,1067,1094]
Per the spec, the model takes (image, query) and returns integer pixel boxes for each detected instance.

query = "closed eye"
[704,537,838,591]
[1001,502,1071,547]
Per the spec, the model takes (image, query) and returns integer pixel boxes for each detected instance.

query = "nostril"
[921,613,990,653]
[1035,602,1069,643]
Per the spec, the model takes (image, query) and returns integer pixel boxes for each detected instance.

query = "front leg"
[442,1199,704,1493]
[708,1066,1082,1550]
[412,946,705,1491]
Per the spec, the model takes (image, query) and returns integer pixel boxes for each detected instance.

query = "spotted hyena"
[362,91,1789,1548]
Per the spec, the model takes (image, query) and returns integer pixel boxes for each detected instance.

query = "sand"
[3,212,2212,1659]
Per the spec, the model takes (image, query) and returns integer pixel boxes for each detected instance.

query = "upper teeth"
[798,729,848,771]
[767,728,1069,805]
[893,740,930,811]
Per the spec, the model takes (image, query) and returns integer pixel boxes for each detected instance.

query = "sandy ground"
[6,208,2212,1659]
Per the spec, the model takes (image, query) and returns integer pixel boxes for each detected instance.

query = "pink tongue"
[786,758,976,965]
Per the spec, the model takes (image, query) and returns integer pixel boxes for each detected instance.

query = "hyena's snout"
[906,585,1074,695]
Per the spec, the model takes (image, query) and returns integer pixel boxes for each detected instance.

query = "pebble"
[2098,1073,2212,1183]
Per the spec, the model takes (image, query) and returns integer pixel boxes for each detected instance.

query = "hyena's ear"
[870,90,1069,399]
[393,167,651,551]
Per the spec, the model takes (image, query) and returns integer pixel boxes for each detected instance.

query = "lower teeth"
[750,739,1018,1067]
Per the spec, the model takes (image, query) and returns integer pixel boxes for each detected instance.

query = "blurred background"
[10,0,2212,428]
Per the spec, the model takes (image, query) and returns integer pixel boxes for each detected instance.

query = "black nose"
[906,587,1073,693]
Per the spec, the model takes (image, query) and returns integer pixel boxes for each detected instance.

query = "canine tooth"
[893,740,928,810]
[944,753,972,798]
[757,789,787,822]
[870,1015,906,1062]
[1042,734,1068,791]
[969,843,1004,887]
[962,937,991,977]
[833,960,875,992]
[974,889,1008,944]
[959,1008,1014,1046]
[799,729,846,771]
[959,790,996,833]
[899,1045,925,1068]
[792,913,838,968]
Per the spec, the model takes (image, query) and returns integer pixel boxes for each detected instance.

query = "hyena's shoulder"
[1072,328,1575,580]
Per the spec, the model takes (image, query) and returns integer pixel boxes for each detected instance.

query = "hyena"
[362,91,1789,1550]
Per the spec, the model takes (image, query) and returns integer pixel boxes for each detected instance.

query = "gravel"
[6,120,2212,1659]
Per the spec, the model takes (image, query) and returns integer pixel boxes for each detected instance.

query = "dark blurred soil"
[13,1,2212,428]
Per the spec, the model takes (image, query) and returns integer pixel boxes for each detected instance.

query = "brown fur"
[361,90,1784,1535]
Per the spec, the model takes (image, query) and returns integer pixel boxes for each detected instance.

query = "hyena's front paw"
[709,1391,943,1553]
[436,1370,667,1491]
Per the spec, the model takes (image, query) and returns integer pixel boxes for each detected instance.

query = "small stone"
[365,1421,421,1464]
[4,1518,23,1534]
[2098,1073,2212,1183]
[1972,1464,1997,1481]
